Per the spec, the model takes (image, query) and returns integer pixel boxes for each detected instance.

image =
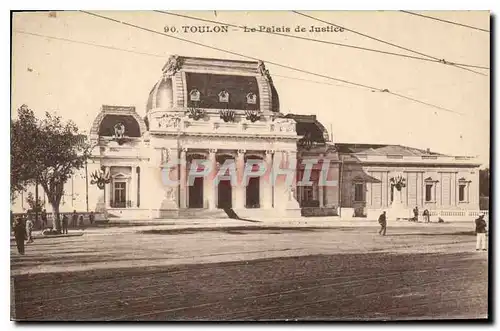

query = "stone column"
[319,184,324,207]
[207,149,217,210]
[272,150,284,208]
[179,148,187,209]
[130,165,136,207]
[288,151,298,200]
[105,181,112,208]
[234,149,246,209]
[262,150,274,209]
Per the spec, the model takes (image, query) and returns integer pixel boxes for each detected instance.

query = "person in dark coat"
[78,215,84,228]
[62,214,69,234]
[13,216,26,255]
[89,211,95,225]
[378,211,387,236]
[475,214,487,251]
[71,210,78,228]
[41,209,47,228]
[413,206,419,222]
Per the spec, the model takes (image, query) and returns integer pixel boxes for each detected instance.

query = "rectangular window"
[459,184,466,202]
[425,183,433,202]
[114,182,127,208]
[354,183,364,202]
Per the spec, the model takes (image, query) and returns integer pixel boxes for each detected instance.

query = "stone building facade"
[11,55,482,220]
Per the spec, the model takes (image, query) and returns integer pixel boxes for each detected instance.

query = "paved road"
[11,225,488,321]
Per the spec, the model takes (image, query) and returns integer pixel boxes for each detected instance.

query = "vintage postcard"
[10,10,490,321]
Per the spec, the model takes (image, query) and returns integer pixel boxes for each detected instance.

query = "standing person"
[71,210,78,228]
[89,211,95,225]
[378,211,387,236]
[62,214,69,234]
[475,214,487,251]
[41,209,47,228]
[78,215,84,228]
[25,215,34,244]
[423,209,430,223]
[13,216,26,255]
[413,206,419,222]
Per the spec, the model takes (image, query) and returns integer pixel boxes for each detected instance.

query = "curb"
[10,232,84,241]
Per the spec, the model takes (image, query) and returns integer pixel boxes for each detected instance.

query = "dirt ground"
[11,224,489,321]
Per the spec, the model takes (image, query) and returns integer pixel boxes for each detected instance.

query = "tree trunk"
[51,202,61,233]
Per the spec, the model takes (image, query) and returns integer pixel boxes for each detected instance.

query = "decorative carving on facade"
[257,60,273,83]
[161,148,170,164]
[189,89,201,102]
[274,118,296,132]
[186,107,205,120]
[112,122,127,145]
[90,166,111,190]
[158,114,181,129]
[298,132,313,150]
[271,112,285,122]
[113,123,125,138]
[245,110,261,122]
[163,55,183,77]
[218,90,230,103]
[165,186,176,201]
[220,109,235,122]
[246,92,257,105]
[390,175,406,191]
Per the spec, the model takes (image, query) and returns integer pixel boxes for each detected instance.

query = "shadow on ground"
[11,251,488,321]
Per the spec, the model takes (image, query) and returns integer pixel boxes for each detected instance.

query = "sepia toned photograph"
[10,10,490,321]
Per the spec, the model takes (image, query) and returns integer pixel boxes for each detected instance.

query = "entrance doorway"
[218,180,232,208]
[189,177,204,208]
[246,177,260,208]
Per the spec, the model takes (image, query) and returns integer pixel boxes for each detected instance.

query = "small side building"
[336,143,481,219]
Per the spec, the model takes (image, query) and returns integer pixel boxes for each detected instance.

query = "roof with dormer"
[146,55,280,114]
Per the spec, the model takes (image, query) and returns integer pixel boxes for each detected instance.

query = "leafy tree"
[26,192,43,213]
[479,168,490,197]
[11,105,40,200]
[11,105,89,232]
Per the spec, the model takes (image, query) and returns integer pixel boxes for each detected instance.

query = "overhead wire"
[292,11,487,76]
[56,11,467,116]
[400,10,490,33]
[155,10,489,70]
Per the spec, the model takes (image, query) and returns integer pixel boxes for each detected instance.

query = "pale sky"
[11,11,490,166]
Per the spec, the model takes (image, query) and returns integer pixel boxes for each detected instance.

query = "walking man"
[62,214,69,234]
[71,210,78,228]
[475,214,487,251]
[89,211,95,225]
[413,206,419,222]
[78,215,84,228]
[41,209,47,228]
[25,215,34,244]
[378,211,387,236]
[13,216,26,255]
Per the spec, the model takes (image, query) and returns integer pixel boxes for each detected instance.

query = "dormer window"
[218,90,229,103]
[246,92,257,105]
[189,89,201,102]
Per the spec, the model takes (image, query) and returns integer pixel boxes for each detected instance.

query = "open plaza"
[11,217,488,321]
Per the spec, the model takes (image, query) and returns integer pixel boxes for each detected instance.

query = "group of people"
[11,210,96,255]
[12,214,35,255]
[378,210,488,252]
[411,206,431,223]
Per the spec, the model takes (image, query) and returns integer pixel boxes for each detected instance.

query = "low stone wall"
[301,207,338,217]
